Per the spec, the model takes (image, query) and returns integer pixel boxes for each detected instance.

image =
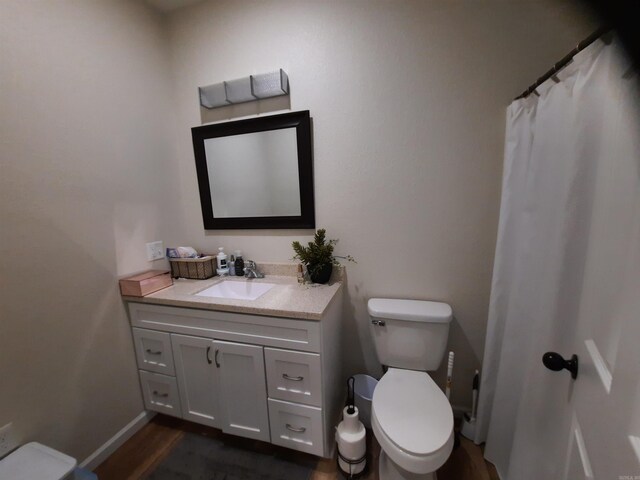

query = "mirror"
[192,111,315,229]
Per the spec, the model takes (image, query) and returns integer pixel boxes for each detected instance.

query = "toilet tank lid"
[368,298,452,323]
[0,442,77,480]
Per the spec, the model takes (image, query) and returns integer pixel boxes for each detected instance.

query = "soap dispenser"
[216,247,229,276]
[234,250,244,276]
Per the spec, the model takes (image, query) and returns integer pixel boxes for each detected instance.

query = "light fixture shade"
[224,77,256,104]
[198,69,290,110]
[199,82,229,109]
[250,69,289,99]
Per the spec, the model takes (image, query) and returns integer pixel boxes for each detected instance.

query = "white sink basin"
[195,280,276,301]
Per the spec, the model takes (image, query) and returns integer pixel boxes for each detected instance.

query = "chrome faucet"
[243,260,264,279]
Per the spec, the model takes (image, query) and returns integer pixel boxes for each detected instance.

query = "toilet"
[368,298,454,480]
[0,442,77,480]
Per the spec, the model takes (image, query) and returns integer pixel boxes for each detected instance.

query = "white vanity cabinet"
[127,290,342,458]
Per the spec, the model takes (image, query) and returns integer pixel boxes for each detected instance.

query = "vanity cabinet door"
[171,334,220,428]
[214,340,270,442]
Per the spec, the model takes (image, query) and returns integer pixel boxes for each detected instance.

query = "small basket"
[169,256,216,279]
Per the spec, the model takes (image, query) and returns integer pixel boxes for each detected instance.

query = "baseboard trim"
[80,411,155,471]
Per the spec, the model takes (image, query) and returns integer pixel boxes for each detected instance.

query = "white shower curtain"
[475,36,637,478]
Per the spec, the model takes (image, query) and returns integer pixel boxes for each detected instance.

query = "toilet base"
[378,450,437,480]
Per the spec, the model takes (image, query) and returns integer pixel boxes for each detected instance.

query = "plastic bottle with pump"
[216,247,229,276]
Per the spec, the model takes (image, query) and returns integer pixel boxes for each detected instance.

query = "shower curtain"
[474,36,638,478]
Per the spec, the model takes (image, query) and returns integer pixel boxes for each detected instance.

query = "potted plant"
[292,229,355,284]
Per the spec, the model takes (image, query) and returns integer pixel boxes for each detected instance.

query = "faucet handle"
[246,260,257,268]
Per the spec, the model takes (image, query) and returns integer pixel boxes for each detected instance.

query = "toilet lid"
[0,442,76,480]
[367,298,452,323]
[372,369,453,456]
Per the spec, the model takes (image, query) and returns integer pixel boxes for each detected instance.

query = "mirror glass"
[205,128,301,218]
[192,110,315,230]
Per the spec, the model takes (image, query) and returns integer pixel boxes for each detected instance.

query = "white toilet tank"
[0,442,77,480]
[368,298,452,371]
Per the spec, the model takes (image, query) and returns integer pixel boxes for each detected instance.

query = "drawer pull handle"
[215,349,220,368]
[152,390,169,398]
[146,349,162,355]
[206,346,212,365]
[282,374,304,381]
[286,424,306,433]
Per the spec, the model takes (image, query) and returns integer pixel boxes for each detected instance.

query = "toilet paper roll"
[336,406,366,475]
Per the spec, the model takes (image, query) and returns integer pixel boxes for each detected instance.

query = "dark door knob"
[542,352,578,379]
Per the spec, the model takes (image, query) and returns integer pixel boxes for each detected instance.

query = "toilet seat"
[372,368,454,474]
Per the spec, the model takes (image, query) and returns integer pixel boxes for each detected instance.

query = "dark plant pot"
[309,263,332,284]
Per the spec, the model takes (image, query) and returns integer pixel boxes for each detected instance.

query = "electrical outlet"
[0,422,16,458]
[146,241,164,261]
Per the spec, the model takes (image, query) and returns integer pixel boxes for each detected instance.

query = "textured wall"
[0,0,182,461]
[0,0,595,464]
[165,0,595,408]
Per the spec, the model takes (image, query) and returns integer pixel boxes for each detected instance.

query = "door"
[556,115,640,479]
[171,334,220,428]
[504,75,640,479]
[214,340,270,442]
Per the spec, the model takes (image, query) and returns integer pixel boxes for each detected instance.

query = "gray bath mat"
[146,431,315,480]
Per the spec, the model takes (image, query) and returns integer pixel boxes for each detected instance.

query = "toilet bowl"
[372,369,453,479]
[368,298,454,480]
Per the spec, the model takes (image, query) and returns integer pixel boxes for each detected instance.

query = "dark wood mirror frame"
[192,110,315,230]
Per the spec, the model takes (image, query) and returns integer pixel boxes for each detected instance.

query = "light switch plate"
[146,241,164,261]
[0,422,16,458]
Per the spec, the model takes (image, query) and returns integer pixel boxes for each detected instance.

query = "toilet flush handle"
[371,319,386,326]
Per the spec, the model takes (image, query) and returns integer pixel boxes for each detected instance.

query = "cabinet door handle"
[286,424,306,433]
[152,390,169,398]
[206,346,212,365]
[145,349,162,355]
[215,349,220,368]
[282,373,304,381]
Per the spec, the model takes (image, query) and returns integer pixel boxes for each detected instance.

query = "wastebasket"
[353,374,378,429]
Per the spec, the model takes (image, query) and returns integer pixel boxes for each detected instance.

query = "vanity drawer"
[268,399,323,456]
[132,327,175,375]
[139,370,182,418]
[265,348,322,407]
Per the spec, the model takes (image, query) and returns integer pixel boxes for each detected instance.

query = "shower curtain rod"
[514,26,612,101]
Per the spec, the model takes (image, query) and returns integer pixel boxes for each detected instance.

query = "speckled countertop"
[122,267,342,321]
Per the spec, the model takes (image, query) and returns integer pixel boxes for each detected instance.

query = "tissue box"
[169,256,216,279]
[119,270,173,297]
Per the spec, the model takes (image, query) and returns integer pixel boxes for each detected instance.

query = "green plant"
[292,229,355,276]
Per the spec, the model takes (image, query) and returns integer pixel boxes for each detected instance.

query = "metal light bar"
[199,69,289,109]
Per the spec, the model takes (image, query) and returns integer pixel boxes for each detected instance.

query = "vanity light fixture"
[198,69,289,109]
[224,76,255,104]
[199,82,229,108]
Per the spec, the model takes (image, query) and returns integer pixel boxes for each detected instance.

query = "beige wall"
[165,0,595,408]
[0,0,595,463]
[0,0,182,461]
